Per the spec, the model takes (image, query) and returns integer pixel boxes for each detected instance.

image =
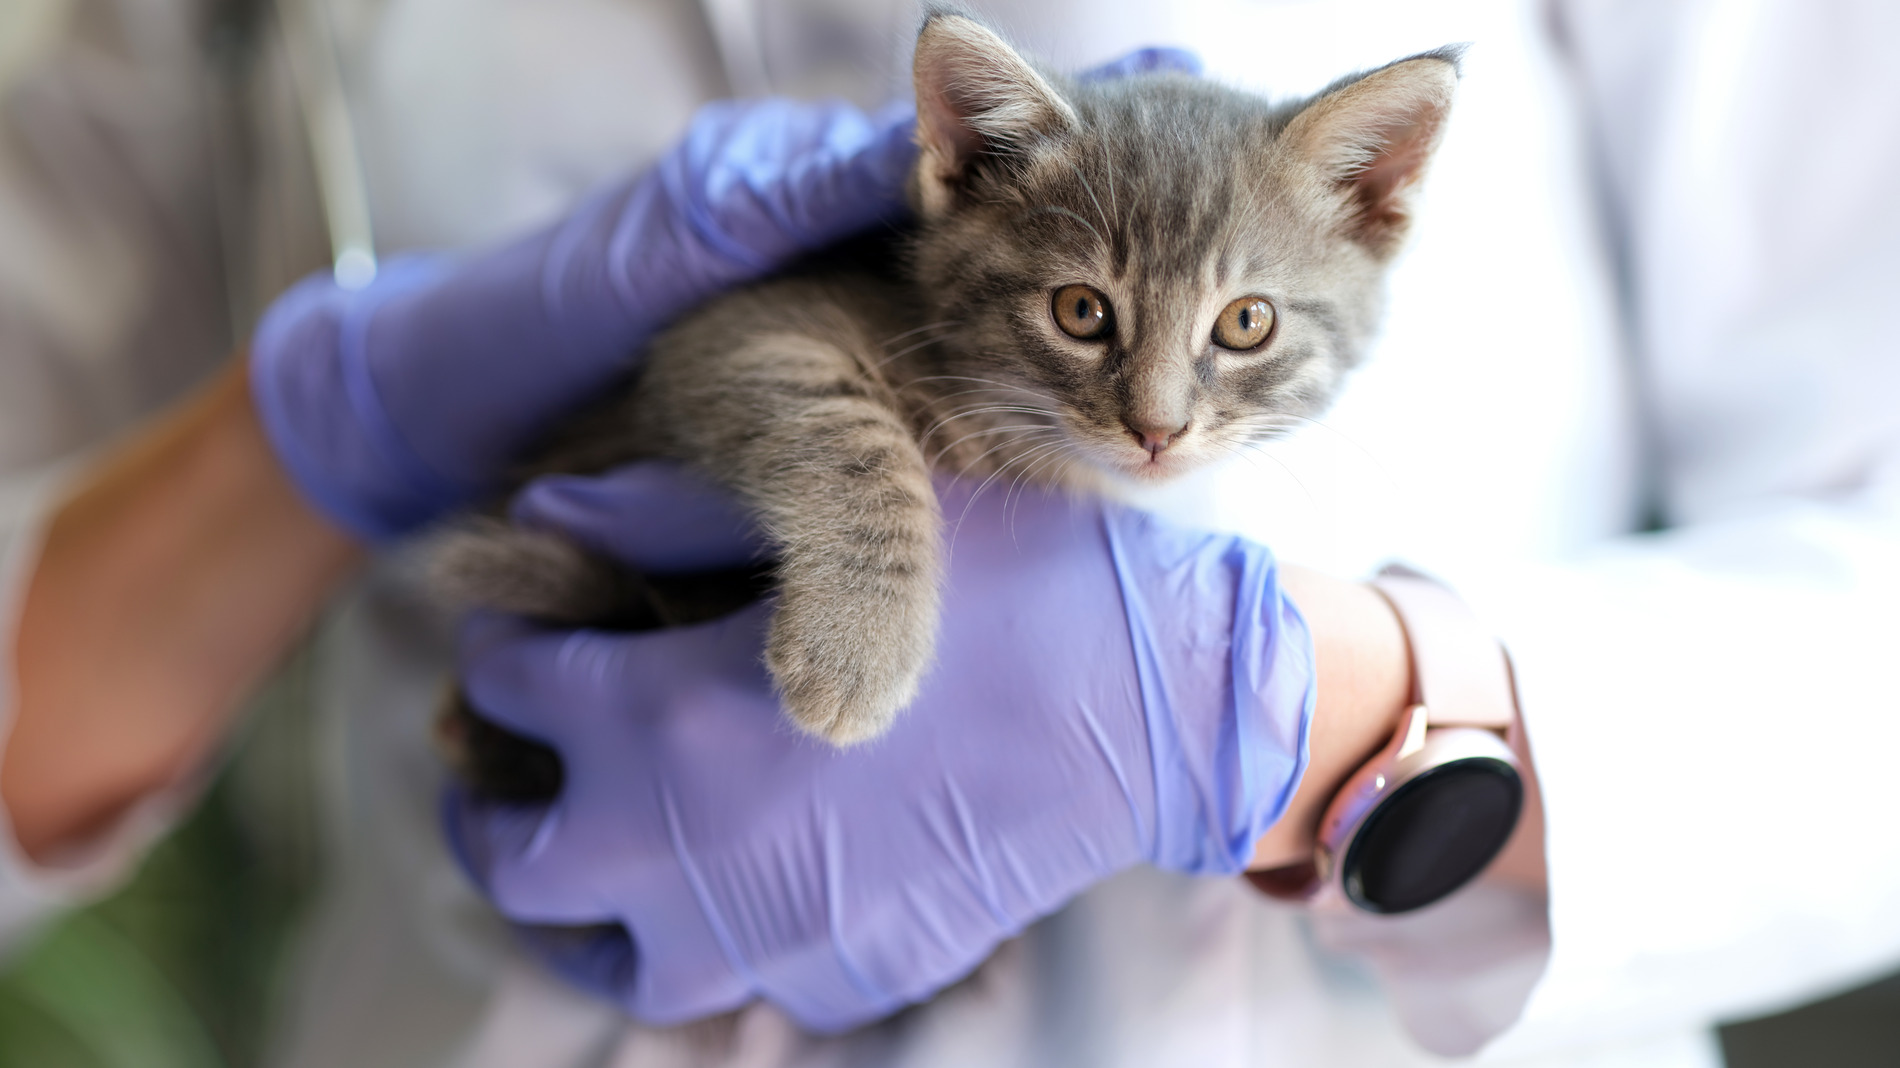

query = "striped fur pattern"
[435,14,1461,745]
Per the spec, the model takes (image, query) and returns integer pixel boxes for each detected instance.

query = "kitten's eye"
[1052,285,1112,340]
[1213,297,1275,350]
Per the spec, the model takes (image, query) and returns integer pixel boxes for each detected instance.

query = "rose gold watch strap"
[1370,566,1515,731]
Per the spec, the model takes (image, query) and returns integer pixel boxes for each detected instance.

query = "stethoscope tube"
[285,0,778,297]
[284,0,379,289]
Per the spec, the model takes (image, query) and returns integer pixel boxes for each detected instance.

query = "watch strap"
[1370,566,1515,731]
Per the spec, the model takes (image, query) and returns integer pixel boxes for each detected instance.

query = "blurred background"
[0,660,320,1068]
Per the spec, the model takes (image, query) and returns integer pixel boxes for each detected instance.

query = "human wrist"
[1248,566,1413,871]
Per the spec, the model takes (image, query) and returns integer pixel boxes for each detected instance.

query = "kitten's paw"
[429,520,639,625]
[765,588,938,745]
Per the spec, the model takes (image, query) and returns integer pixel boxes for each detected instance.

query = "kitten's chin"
[1092,447,1206,485]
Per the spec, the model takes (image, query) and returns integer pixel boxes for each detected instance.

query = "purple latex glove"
[446,462,1314,1032]
[249,98,916,541]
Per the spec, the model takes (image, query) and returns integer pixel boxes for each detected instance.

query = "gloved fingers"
[617,869,760,1026]
[475,814,759,1025]
[668,99,915,273]
[747,879,1005,1035]
[600,819,982,1031]
[445,779,752,1013]
[750,951,907,1035]
[457,603,779,756]
[442,786,606,923]
[454,612,588,743]
[771,99,917,249]
[514,922,640,1006]
[1077,46,1204,82]
[453,615,645,763]
[249,257,465,541]
[509,461,766,572]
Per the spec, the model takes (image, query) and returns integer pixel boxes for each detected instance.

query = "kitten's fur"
[437,14,1460,754]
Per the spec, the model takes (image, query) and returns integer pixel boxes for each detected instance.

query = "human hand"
[445,462,1314,1032]
[248,97,916,541]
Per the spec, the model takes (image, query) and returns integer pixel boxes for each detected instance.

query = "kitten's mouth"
[1129,453,1187,478]
[1103,438,1200,481]
[1054,417,1205,482]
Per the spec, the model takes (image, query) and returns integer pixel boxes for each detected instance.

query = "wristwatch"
[1251,566,1525,914]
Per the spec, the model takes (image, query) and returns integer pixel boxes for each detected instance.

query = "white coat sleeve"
[1468,0,1900,1054]
[0,0,230,947]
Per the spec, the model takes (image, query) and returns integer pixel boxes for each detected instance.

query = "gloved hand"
[446,462,1314,1032]
[249,98,917,541]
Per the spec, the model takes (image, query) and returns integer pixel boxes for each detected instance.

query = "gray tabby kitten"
[438,13,1460,750]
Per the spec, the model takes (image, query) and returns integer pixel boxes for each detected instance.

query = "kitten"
[436,13,1460,776]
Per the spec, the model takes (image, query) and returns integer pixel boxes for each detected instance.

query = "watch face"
[1341,756,1523,914]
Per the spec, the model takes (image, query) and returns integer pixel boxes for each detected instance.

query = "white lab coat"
[1,0,1896,1065]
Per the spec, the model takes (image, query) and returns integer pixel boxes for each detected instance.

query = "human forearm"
[4,361,360,860]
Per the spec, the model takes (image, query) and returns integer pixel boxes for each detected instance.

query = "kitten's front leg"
[748,382,944,743]
[648,296,945,744]
[748,370,942,744]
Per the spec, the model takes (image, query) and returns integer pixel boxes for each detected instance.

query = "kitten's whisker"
[1007,451,1084,544]
[945,426,1062,475]
[1053,453,1082,485]
[936,402,1059,416]
[1231,412,1313,433]
[1230,413,1394,483]
[1002,437,1070,491]
[876,320,963,349]
[1227,438,1320,510]
[929,423,1058,467]
[927,414,1064,438]
[919,401,1059,429]
[1004,438,1078,513]
[899,377,1050,407]
[1199,436,1291,503]
[918,406,1058,447]
[1206,435,1269,476]
[873,332,957,369]
[1018,205,1102,245]
[1003,439,1077,543]
[900,374,1041,394]
[919,385,1053,407]
[1231,411,1351,443]
[1066,162,1113,251]
[950,441,1053,554]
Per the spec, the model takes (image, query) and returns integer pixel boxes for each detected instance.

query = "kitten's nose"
[1125,418,1188,457]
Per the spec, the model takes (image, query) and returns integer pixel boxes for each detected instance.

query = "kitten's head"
[906,13,1459,483]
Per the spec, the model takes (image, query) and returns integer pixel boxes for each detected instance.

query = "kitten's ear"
[1282,47,1463,257]
[912,12,1077,215]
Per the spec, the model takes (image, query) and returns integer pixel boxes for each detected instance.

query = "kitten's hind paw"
[435,686,565,803]
[429,519,644,625]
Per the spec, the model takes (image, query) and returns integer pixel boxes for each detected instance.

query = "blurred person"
[0,2,1896,1068]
